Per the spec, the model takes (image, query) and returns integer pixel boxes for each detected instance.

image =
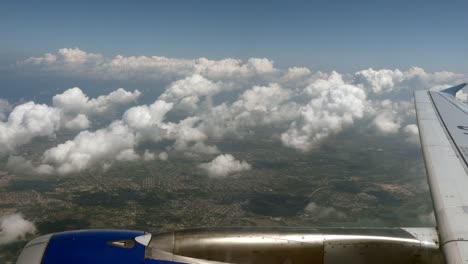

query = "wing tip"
[440,83,467,96]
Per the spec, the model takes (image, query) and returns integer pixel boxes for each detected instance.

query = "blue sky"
[1,0,467,72]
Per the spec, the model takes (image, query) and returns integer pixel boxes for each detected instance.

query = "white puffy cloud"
[22,48,277,83]
[231,83,298,128]
[455,90,468,102]
[9,48,468,174]
[0,99,11,121]
[116,149,140,161]
[304,202,346,219]
[53,87,141,116]
[236,83,290,112]
[199,154,251,177]
[355,69,403,93]
[122,100,173,144]
[143,150,168,161]
[143,150,156,161]
[369,99,415,135]
[158,152,168,161]
[56,48,102,64]
[22,49,465,95]
[195,83,298,140]
[160,74,220,112]
[404,67,464,89]
[41,121,136,174]
[0,87,141,156]
[281,72,367,151]
[194,57,276,80]
[0,214,36,245]
[355,68,404,94]
[124,100,215,157]
[64,114,90,130]
[123,100,173,130]
[354,67,465,97]
[7,156,53,175]
[403,124,418,135]
[0,102,61,154]
[373,112,401,134]
[164,117,219,155]
[25,48,102,65]
[35,98,213,174]
[24,52,57,64]
[403,124,420,144]
[282,67,311,81]
[418,211,436,226]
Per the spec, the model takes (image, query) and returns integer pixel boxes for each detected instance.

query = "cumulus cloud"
[53,87,141,117]
[143,150,156,161]
[203,83,297,139]
[0,102,61,154]
[24,48,102,65]
[304,202,346,219]
[0,87,140,156]
[142,150,168,161]
[418,211,436,226]
[158,152,169,161]
[64,114,90,130]
[123,99,217,155]
[354,67,465,96]
[369,100,416,136]
[199,154,251,177]
[41,121,136,174]
[281,72,367,151]
[7,156,53,175]
[0,87,140,157]
[403,124,420,144]
[404,67,464,90]
[21,48,277,82]
[159,74,220,112]
[456,90,468,102]
[0,214,36,245]
[6,48,467,174]
[373,112,401,134]
[235,83,291,113]
[281,67,311,81]
[116,149,140,162]
[123,100,173,133]
[33,98,213,174]
[355,68,404,94]
[22,48,464,93]
[0,99,11,121]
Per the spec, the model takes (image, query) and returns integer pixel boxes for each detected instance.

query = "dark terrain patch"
[243,193,308,217]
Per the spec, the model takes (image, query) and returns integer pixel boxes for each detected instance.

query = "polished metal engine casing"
[147,227,443,264]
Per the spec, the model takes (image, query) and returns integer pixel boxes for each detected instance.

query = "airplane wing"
[415,83,468,264]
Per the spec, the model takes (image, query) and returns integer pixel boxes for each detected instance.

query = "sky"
[1,0,467,72]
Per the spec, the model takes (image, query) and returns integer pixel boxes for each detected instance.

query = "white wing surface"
[415,83,468,264]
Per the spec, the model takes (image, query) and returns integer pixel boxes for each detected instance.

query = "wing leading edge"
[415,83,468,264]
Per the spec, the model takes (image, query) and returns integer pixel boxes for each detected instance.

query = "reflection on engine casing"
[148,227,444,264]
[16,227,444,264]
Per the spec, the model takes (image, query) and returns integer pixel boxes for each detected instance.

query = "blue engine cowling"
[16,230,180,264]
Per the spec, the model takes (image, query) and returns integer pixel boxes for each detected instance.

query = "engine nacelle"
[16,230,152,264]
[17,227,443,264]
